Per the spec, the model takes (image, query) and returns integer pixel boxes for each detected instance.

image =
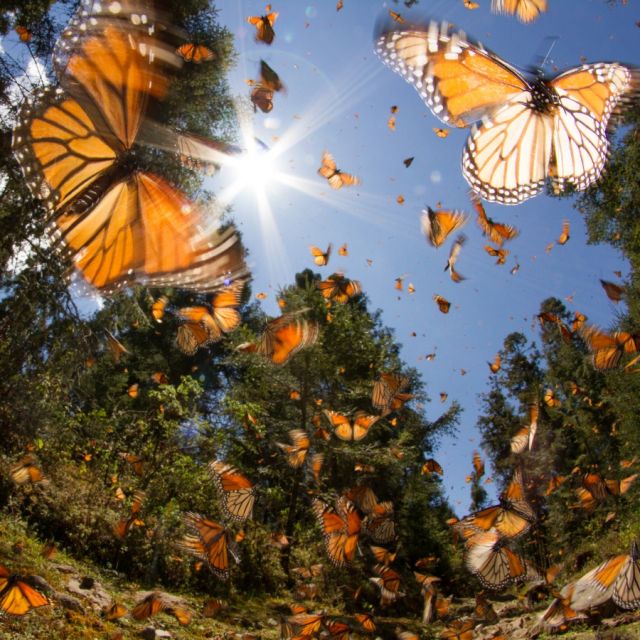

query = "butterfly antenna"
[532,36,558,74]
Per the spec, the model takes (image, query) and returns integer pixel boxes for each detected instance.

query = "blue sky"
[210,0,639,514]
[2,0,636,515]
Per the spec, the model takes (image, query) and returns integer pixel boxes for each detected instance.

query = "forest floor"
[1,513,639,640]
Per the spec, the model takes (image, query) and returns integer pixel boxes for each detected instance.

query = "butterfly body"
[318,151,359,189]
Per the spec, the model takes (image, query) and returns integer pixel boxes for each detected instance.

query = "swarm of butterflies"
[5,0,640,635]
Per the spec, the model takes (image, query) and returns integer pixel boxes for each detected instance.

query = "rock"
[66,575,112,611]
[54,592,86,613]
[49,563,78,574]
[139,628,172,640]
[27,574,54,592]
[135,590,189,610]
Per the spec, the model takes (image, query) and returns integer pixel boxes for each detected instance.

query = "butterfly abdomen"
[62,162,132,216]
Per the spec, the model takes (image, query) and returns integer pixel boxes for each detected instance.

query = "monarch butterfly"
[433,294,450,314]
[464,0,480,8]
[179,512,237,579]
[113,489,145,539]
[318,151,360,189]
[237,311,319,365]
[275,429,310,468]
[582,542,640,610]
[175,282,244,355]
[375,22,637,204]
[15,25,32,43]
[491,0,547,23]
[370,564,404,604]
[457,468,534,539]
[510,402,539,453]
[421,458,444,476]
[558,219,571,245]
[250,85,274,113]
[105,331,129,363]
[202,598,226,618]
[440,619,475,640]
[474,592,499,624]
[488,354,502,373]
[287,611,325,636]
[208,460,255,522]
[600,279,625,303]
[403,156,414,168]
[176,43,215,63]
[573,472,637,509]
[472,451,485,478]
[338,243,348,256]
[250,60,285,113]
[370,545,397,565]
[473,197,519,245]
[445,234,466,283]
[570,559,630,612]
[166,606,191,625]
[421,207,468,248]
[0,566,50,616]
[119,452,145,477]
[355,612,376,632]
[310,452,324,485]
[388,9,404,23]
[313,497,361,567]
[364,501,396,544]
[268,531,290,550]
[434,127,449,138]
[151,296,168,323]
[345,484,379,514]
[131,592,165,620]
[104,602,127,620]
[543,388,561,408]
[580,324,640,370]
[310,243,332,267]
[323,410,379,442]
[10,454,48,486]
[326,619,351,639]
[464,531,528,590]
[291,563,323,580]
[372,372,412,414]
[414,571,440,595]
[538,312,573,344]
[151,371,169,385]
[484,245,509,265]
[246,11,278,44]
[318,274,362,304]
[13,16,246,291]
[41,542,56,560]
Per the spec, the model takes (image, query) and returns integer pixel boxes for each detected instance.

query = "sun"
[230,140,279,193]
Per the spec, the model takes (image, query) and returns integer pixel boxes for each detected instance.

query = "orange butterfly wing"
[260,314,318,365]
[0,568,50,616]
[177,43,214,63]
